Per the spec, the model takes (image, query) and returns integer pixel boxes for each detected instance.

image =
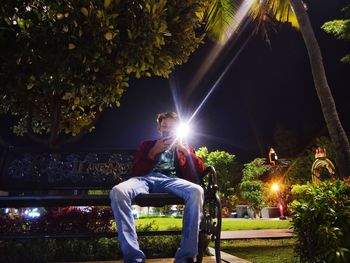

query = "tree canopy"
[196,147,241,214]
[0,0,209,147]
[322,5,350,64]
[239,158,268,213]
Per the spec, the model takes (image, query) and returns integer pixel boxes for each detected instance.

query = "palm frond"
[205,0,241,42]
[250,0,299,29]
[271,0,299,28]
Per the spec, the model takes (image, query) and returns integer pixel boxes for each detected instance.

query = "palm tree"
[204,0,350,177]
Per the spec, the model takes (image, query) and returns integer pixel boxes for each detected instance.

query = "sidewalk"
[68,247,251,263]
[221,229,294,240]
[64,230,293,263]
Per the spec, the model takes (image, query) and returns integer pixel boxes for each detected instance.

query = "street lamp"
[271,183,286,220]
[271,183,279,192]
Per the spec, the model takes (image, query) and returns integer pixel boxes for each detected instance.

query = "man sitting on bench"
[110,111,205,263]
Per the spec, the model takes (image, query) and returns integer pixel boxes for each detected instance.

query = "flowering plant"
[0,206,114,235]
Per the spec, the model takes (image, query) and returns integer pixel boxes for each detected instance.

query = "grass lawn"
[134,218,292,231]
[220,219,291,231]
[220,238,299,263]
[134,217,296,262]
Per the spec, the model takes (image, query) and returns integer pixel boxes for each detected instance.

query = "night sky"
[1,0,349,163]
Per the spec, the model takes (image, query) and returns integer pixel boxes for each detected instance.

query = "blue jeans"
[109,172,204,263]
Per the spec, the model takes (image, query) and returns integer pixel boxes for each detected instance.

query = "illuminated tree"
[0,0,209,147]
[322,5,350,64]
[239,158,268,214]
[196,147,241,214]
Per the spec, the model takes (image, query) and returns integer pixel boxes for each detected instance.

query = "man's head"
[157,112,179,137]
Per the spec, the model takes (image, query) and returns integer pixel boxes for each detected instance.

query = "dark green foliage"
[0,239,55,263]
[0,217,181,262]
[322,5,350,64]
[53,238,121,262]
[0,238,121,263]
[0,0,209,146]
[291,180,350,263]
[138,222,180,258]
[196,147,241,214]
[239,158,268,213]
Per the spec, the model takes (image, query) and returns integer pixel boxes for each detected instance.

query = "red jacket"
[132,140,205,183]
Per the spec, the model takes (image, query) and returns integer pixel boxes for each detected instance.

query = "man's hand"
[148,137,175,160]
[176,141,190,157]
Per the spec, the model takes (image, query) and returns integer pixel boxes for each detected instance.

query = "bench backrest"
[0,146,135,191]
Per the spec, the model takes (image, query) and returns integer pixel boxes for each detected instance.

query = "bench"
[0,146,222,262]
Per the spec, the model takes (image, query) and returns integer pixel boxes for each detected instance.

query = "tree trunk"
[289,0,350,177]
[0,135,9,147]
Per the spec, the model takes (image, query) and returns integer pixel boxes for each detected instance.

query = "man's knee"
[189,184,204,201]
[110,183,129,201]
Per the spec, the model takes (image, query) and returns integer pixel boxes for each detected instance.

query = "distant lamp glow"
[269,148,278,165]
[271,183,280,192]
[176,122,190,139]
[271,182,286,220]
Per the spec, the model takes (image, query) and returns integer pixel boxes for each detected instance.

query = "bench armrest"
[200,165,218,191]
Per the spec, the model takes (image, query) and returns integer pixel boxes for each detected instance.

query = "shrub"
[0,208,181,262]
[0,239,55,263]
[290,180,350,263]
[0,238,121,263]
[138,222,181,258]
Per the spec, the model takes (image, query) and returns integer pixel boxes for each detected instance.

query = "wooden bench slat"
[0,193,184,208]
[0,230,183,240]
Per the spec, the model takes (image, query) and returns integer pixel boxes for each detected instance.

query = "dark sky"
[1,0,349,162]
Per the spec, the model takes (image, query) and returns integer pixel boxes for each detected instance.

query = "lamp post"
[268,148,278,165]
[271,183,286,220]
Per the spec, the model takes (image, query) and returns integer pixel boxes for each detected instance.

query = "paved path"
[208,247,251,263]
[82,258,217,263]
[221,229,294,240]
[69,247,251,263]
[67,230,294,263]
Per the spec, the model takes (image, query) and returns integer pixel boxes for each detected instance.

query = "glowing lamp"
[271,183,280,192]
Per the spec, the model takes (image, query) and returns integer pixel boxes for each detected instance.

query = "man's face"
[158,118,177,137]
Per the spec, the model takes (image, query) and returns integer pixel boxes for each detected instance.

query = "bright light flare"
[176,122,190,139]
[168,1,255,148]
[271,183,280,192]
